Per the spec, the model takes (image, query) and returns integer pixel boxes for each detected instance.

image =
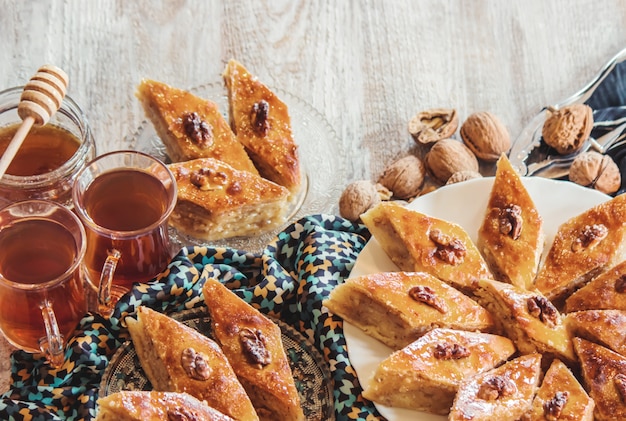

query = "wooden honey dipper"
[0,65,69,178]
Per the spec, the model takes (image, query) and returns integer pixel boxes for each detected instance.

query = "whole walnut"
[378,155,426,199]
[460,111,511,162]
[339,180,381,221]
[569,151,621,194]
[425,138,479,183]
[542,104,593,155]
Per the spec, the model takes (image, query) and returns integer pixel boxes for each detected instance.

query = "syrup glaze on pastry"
[168,157,289,241]
[565,309,626,357]
[448,353,542,421]
[223,59,301,194]
[522,358,594,421]
[136,78,258,174]
[362,328,516,415]
[574,337,626,421]
[323,271,494,349]
[477,154,544,290]
[360,201,493,294]
[565,259,626,312]
[202,278,304,421]
[534,193,626,303]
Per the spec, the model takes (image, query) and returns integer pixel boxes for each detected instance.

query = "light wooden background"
[1,0,626,396]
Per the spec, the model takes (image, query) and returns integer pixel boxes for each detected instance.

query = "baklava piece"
[95,391,235,421]
[222,59,301,194]
[167,158,289,241]
[362,328,516,415]
[522,358,594,421]
[323,271,494,349]
[477,154,544,290]
[574,337,626,421]
[136,78,258,174]
[448,353,542,421]
[202,278,304,421]
[360,201,493,294]
[125,306,258,421]
[565,309,626,357]
[565,259,626,312]
[534,193,626,303]
[474,278,575,365]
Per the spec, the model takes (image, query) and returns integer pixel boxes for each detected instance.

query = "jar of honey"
[0,86,96,208]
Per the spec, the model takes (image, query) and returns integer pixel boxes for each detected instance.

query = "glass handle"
[39,299,64,368]
[97,249,121,318]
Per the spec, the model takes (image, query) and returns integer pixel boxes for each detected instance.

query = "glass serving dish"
[128,83,345,253]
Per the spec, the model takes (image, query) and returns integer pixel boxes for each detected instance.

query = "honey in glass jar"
[0,124,80,176]
[0,86,96,207]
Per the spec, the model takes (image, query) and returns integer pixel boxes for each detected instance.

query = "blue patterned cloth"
[0,214,384,421]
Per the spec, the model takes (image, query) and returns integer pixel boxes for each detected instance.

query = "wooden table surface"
[1,0,626,398]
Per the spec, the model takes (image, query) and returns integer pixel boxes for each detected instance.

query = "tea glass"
[72,150,177,317]
[0,200,87,368]
[0,86,96,208]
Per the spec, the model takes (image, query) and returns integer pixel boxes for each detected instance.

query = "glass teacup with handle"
[72,150,177,317]
[0,199,88,368]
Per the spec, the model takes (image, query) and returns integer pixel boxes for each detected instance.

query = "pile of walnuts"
[339,104,624,222]
[542,104,621,195]
[339,108,511,221]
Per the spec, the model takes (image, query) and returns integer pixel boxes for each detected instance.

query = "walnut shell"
[378,155,425,199]
[339,180,381,221]
[460,111,511,162]
[425,138,479,183]
[408,108,459,144]
[569,151,621,194]
[542,104,593,155]
[446,170,483,185]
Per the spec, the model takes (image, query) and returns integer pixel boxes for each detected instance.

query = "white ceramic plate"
[345,176,610,421]
[131,83,345,253]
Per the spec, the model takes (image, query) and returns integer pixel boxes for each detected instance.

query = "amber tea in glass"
[73,151,177,317]
[82,168,170,286]
[0,200,87,367]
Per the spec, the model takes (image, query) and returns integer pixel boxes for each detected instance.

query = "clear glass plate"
[99,306,335,421]
[129,83,345,253]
